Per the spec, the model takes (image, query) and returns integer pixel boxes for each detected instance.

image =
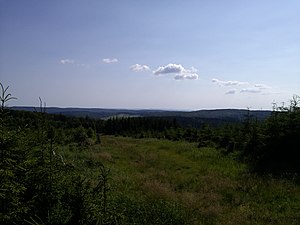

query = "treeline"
[7,96,300,175]
[100,98,300,175]
[5,96,300,175]
[104,117,177,138]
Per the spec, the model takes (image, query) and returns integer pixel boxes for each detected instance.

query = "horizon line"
[9,105,272,112]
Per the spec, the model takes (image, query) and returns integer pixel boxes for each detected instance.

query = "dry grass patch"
[94,151,113,162]
[142,179,176,200]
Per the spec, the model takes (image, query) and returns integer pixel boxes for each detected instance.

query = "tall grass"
[61,136,300,224]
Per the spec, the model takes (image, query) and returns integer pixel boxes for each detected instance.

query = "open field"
[62,136,300,225]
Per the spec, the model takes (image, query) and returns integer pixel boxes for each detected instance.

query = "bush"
[243,95,300,174]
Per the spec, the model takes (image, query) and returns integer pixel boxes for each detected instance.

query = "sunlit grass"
[60,135,300,224]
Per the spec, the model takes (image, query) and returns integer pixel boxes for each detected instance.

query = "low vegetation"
[1,82,299,224]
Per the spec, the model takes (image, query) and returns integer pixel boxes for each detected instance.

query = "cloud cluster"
[60,59,75,64]
[153,64,199,80]
[254,84,272,90]
[240,88,261,93]
[130,64,151,72]
[59,57,198,81]
[240,84,272,94]
[212,78,248,86]
[212,78,273,95]
[59,56,274,95]
[102,58,118,63]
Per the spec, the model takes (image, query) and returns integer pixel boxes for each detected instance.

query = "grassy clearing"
[60,136,300,225]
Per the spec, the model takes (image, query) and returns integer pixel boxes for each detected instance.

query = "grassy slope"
[63,136,300,225]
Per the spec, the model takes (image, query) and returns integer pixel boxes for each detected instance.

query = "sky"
[0,0,299,110]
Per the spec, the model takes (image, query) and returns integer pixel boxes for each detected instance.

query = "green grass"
[59,136,300,225]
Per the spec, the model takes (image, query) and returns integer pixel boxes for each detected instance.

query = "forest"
[1,83,300,224]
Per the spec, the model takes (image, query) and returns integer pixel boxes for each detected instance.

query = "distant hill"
[10,106,271,127]
[10,107,169,118]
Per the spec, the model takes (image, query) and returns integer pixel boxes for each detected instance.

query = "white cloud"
[154,64,185,75]
[153,63,199,80]
[174,73,198,80]
[212,79,272,95]
[225,89,237,95]
[102,58,118,63]
[254,84,272,89]
[60,59,75,64]
[130,64,151,72]
[212,78,248,86]
[240,88,261,93]
[174,75,185,80]
[188,67,198,73]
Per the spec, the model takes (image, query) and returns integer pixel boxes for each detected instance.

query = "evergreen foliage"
[0,83,114,224]
[244,95,300,174]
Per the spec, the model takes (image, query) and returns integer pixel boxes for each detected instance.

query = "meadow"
[61,135,300,225]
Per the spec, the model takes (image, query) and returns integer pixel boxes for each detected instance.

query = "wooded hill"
[11,106,271,127]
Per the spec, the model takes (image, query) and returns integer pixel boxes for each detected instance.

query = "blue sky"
[1,0,299,110]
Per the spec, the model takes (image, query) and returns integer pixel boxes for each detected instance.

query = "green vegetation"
[1,82,300,224]
[89,136,300,224]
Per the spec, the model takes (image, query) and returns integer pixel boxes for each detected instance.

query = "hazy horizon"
[1,0,299,110]
[10,105,273,112]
